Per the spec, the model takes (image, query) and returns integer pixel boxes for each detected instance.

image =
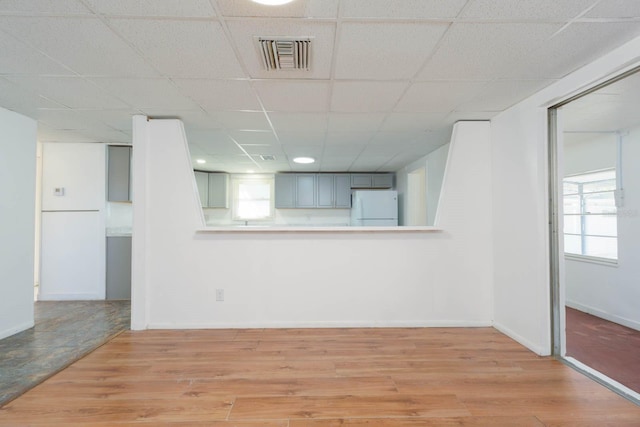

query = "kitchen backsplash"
[203,207,350,227]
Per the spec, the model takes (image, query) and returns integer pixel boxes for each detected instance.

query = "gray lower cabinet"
[106,236,131,300]
[107,146,132,202]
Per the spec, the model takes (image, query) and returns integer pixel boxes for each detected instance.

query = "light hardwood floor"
[0,327,638,426]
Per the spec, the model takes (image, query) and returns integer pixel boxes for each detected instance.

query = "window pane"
[564,234,582,255]
[584,214,617,237]
[584,236,617,259]
[238,182,270,200]
[563,181,579,195]
[563,195,581,214]
[584,192,616,214]
[563,215,581,235]
[237,200,270,219]
[582,178,615,194]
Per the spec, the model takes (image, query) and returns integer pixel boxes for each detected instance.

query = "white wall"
[565,128,640,330]
[491,34,640,355]
[0,107,37,339]
[131,120,493,330]
[397,143,449,226]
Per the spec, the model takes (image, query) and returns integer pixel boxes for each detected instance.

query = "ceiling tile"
[209,111,272,130]
[456,79,556,111]
[5,76,128,109]
[242,145,285,157]
[35,109,115,131]
[0,0,91,15]
[216,0,338,18]
[173,79,261,112]
[72,110,139,132]
[331,82,407,112]
[84,0,215,17]
[225,20,335,79]
[278,131,326,145]
[322,143,366,156]
[0,78,65,116]
[327,113,386,132]
[253,80,331,112]
[395,81,489,113]
[460,0,591,20]
[90,78,200,109]
[268,112,328,132]
[341,0,467,19]
[380,112,448,132]
[0,16,159,76]
[141,109,221,130]
[228,130,278,145]
[0,31,73,76]
[585,0,640,18]
[186,130,244,155]
[324,131,374,146]
[369,131,426,145]
[109,19,245,79]
[417,23,562,80]
[516,22,640,79]
[334,22,448,80]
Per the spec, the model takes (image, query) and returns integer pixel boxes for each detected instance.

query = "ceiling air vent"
[256,37,311,71]
[260,155,276,161]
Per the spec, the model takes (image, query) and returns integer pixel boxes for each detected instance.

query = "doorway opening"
[549,67,640,404]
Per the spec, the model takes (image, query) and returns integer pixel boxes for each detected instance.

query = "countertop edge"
[195,226,443,233]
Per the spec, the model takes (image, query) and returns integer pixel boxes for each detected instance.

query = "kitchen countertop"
[197,225,442,233]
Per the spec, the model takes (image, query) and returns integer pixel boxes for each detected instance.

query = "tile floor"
[0,300,130,406]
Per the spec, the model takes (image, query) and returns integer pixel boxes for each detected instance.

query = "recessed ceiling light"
[196,159,206,164]
[252,0,295,5]
[293,157,315,164]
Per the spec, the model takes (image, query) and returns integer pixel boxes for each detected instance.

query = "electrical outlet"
[215,289,224,302]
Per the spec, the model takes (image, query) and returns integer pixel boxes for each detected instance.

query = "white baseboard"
[566,300,640,332]
[493,321,550,356]
[147,319,493,330]
[0,320,35,340]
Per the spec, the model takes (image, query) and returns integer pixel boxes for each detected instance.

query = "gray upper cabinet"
[334,174,352,208]
[372,173,394,189]
[276,173,352,209]
[275,174,296,208]
[351,173,394,189]
[207,173,228,208]
[194,171,209,207]
[107,145,132,202]
[351,174,372,188]
[296,174,316,208]
[194,171,228,208]
[317,174,334,208]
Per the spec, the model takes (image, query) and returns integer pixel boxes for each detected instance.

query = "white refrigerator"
[350,190,398,226]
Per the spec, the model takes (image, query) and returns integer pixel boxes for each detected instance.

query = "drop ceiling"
[1,0,640,173]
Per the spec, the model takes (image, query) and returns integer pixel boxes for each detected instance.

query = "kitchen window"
[563,169,617,261]
[232,175,274,221]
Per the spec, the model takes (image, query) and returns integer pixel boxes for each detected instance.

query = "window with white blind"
[563,169,617,261]
[231,175,274,221]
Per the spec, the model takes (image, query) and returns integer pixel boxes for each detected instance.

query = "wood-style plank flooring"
[1,327,639,426]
